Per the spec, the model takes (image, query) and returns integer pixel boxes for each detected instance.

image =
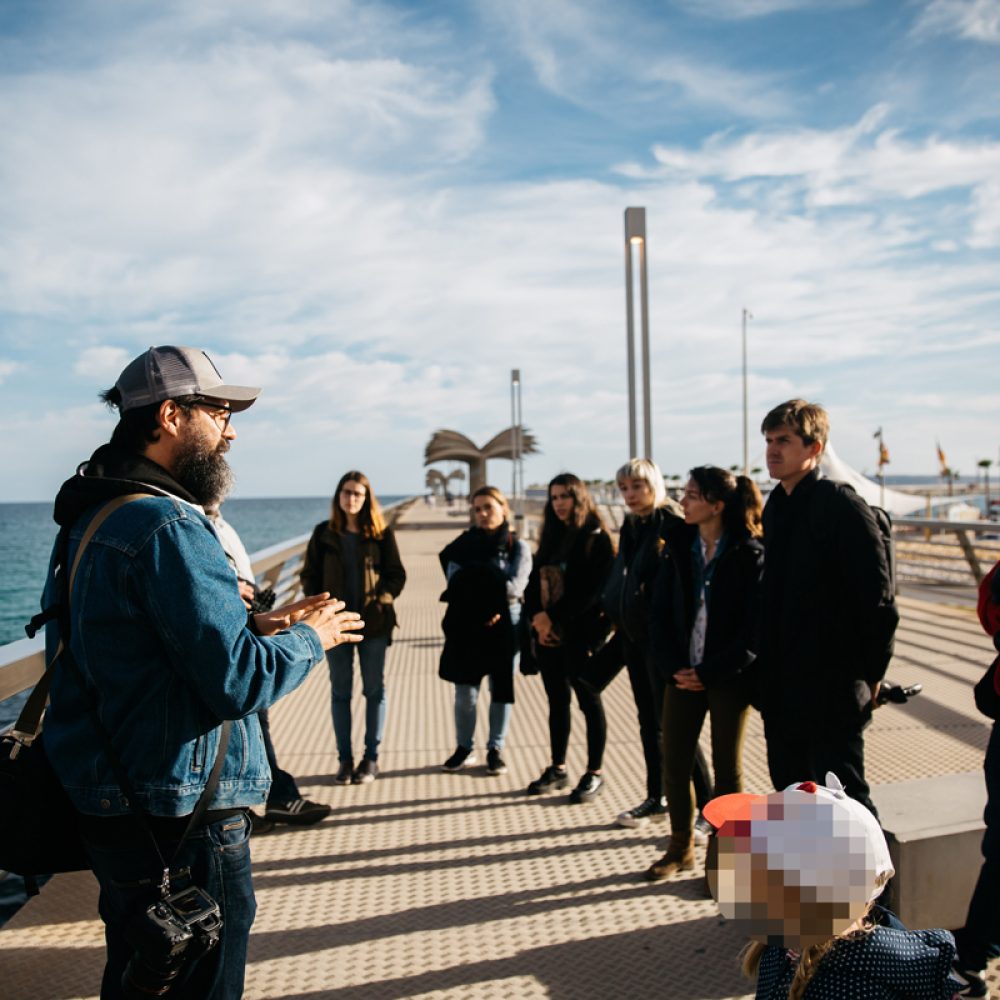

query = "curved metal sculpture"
[424,427,539,495]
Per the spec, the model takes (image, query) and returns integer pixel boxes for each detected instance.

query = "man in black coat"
[759,399,898,815]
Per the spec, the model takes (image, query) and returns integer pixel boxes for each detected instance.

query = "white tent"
[819,441,929,516]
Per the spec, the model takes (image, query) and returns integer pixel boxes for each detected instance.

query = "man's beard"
[173,432,235,507]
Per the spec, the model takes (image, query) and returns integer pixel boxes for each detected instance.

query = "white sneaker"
[693,815,713,845]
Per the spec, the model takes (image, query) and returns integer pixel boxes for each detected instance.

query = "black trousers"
[763,711,877,817]
[537,645,607,773]
[956,722,1000,970]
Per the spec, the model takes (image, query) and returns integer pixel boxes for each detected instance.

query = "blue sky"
[1,0,998,500]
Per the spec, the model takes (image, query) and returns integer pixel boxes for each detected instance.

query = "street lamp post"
[510,369,523,528]
[741,307,753,476]
[624,207,652,460]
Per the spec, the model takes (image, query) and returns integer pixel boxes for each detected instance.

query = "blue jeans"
[455,677,512,751]
[84,812,255,1000]
[326,636,389,761]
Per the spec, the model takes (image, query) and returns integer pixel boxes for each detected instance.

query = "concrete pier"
[2,502,997,999]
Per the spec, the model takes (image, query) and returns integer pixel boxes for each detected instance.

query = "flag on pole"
[874,428,890,470]
[936,442,948,474]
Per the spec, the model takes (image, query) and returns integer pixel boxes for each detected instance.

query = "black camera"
[247,584,276,614]
[122,885,223,997]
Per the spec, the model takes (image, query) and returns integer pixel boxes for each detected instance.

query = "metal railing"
[0,498,417,706]
[893,517,1000,585]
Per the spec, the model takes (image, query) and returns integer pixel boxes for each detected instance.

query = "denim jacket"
[42,495,324,817]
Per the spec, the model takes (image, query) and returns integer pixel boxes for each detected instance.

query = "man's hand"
[255,594,363,650]
[237,580,256,611]
[673,668,705,692]
[299,597,364,650]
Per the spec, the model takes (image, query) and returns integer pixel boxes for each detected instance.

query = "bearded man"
[41,346,362,999]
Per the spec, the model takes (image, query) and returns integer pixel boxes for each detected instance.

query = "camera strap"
[29,493,238,897]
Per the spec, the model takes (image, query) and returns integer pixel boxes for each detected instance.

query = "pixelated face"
[708,795,876,950]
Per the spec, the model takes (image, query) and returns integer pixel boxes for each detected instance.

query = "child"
[704,773,970,999]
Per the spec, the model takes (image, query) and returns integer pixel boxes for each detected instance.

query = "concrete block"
[875,771,986,929]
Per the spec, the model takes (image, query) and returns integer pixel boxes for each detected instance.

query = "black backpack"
[811,478,896,601]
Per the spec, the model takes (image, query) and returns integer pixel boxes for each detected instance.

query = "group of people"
[33,344,989,999]
[431,399,897,889]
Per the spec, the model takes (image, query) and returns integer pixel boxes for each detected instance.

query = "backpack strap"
[11,494,147,747]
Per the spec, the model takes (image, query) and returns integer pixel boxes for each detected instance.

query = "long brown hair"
[536,473,607,561]
[329,470,385,540]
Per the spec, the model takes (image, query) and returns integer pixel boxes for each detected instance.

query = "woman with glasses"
[301,471,406,785]
[644,466,763,880]
[438,486,531,776]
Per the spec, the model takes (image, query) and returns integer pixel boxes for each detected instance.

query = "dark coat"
[603,506,683,645]
[649,520,763,690]
[760,470,899,726]
[300,523,406,642]
[437,526,524,700]
[524,516,615,652]
[438,562,515,700]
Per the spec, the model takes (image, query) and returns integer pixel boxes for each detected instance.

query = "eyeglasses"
[191,402,233,430]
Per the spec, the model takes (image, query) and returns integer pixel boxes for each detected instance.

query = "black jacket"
[649,520,763,689]
[760,470,899,725]
[437,525,524,699]
[300,523,406,641]
[603,506,683,645]
[524,514,615,651]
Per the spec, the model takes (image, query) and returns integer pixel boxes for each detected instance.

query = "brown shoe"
[644,841,696,881]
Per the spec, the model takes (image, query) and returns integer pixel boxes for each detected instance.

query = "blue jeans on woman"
[326,635,389,762]
[455,676,512,751]
[454,603,519,752]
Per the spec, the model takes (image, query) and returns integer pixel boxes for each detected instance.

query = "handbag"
[974,656,1000,721]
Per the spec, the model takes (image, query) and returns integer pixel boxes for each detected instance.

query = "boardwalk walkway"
[2,503,997,999]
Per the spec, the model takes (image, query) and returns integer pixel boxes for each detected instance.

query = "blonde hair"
[740,873,890,1000]
[616,457,667,509]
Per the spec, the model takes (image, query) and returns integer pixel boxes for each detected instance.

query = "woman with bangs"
[602,457,714,829]
[301,471,406,785]
[523,474,615,803]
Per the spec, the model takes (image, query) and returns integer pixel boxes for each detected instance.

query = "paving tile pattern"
[2,505,998,999]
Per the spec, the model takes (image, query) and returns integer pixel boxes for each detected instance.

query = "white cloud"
[74,346,132,378]
[636,106,1000,247]
[0,360,20,384]
[0,1,998,498]
[913,0,1000,42]
[674,0,863,18]
[484,0,791,118]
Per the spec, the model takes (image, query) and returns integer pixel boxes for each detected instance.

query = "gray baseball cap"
[114,346,261,413]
